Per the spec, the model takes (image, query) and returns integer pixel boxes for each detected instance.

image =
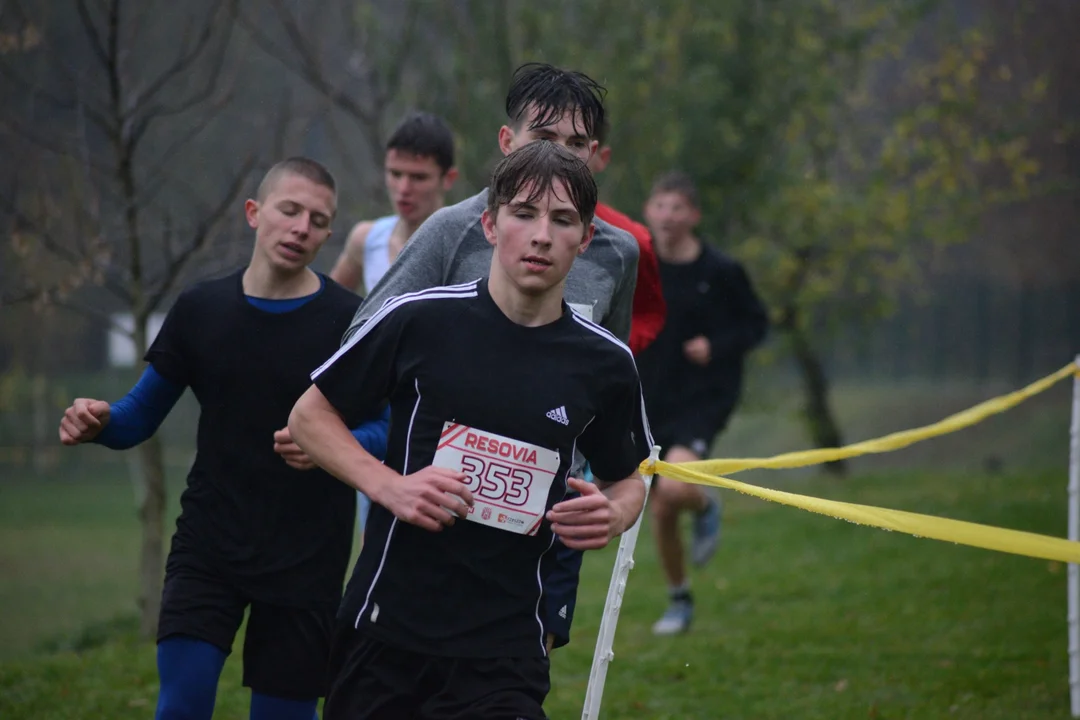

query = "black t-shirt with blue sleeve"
[146,269,362,610]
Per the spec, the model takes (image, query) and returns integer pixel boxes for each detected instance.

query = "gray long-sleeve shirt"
[343,189,640,344]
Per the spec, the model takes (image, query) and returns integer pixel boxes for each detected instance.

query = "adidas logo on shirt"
[546,406,569,425]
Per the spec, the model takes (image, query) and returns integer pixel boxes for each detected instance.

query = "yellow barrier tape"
[681,362,1079,476]
[650,460,1080,564]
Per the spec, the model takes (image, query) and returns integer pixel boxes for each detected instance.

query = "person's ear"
[245,199,259,229]
[442,167,459,190]
[481,208,498,247]
[498,126,516,156]
[578,222,596,255]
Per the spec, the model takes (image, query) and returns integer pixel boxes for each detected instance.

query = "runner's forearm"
[597,474,647,535]
[94,365,185,450]
[290,387,397,496]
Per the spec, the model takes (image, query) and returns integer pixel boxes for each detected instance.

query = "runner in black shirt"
[638,171,768,636]
[58,158,388,720]
[289,141,652,720]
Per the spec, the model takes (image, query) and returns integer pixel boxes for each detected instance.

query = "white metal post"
[1069,355,1080,717]
[582,444,661,720]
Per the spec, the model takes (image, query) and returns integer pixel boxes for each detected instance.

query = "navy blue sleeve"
[92,365,186,450]
[542,530,585,649]
[350,405,390,461]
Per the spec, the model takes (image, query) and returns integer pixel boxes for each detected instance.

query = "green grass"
[0,462,1071,719]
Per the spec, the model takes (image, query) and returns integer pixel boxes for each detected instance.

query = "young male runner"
[329,112,458,531]
[57,158,388,720]
[329,111,458,294]
[340,63,641,651]
[638,171,769,635]
[289,140,651,720]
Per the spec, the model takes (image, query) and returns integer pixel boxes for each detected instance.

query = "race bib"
[432,422,560,536]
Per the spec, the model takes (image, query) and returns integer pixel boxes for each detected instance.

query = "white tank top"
[363,215,398,293]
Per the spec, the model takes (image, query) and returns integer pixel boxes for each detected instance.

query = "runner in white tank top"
[361,215,398,293]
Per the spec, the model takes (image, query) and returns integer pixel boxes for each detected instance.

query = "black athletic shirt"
[146,269,361,609]
[636,244,768,423]
[312,278,652,658]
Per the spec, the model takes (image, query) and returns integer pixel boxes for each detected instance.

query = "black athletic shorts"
[650,406,733,459]
[158,559,335,700]
[323,626,550,720]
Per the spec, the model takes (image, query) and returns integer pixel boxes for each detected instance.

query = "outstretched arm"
[59,365,185,450]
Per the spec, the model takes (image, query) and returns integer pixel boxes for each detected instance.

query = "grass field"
[0,456,1072,719]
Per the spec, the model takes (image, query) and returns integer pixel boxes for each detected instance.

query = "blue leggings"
[155,636,319,720]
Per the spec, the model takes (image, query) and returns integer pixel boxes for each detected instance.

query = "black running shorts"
[158,559,334,700]
[323,625,550,720]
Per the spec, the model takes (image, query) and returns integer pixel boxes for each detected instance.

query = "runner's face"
[482,179,594,296]
[644,190,699,247]
[501,106,597,164]
[384,149,451,226]
[246,173,335,273]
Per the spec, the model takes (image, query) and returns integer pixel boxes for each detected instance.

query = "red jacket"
[595,202,666,355]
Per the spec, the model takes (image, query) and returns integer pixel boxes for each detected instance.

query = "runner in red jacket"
[588,120,666,355]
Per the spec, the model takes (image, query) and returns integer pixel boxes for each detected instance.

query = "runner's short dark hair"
[505,63,606,142]
[487,141,598,227]
[257,157,337,204]
[650,170,699,209]
[386,112,455,173]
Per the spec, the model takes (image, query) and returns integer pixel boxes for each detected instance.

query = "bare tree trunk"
[136,434,167,637]
[788,324,848,477]
[132,315,166,639]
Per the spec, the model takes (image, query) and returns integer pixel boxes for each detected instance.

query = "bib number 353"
[432,422,560,536]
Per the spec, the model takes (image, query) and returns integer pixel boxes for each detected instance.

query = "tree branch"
[145,155,255,313]
[123,1,234,124]
[132,91,237,207]
[235,0,378,131]
[0,192,132,304]
[124,7,236,156]
[0,115,111,173]
[0,57,115,134]
[371,0,421,109]
[776,246,819,332]
[74,0,111,72]
[56,297,135,337]
[0,287,39,307]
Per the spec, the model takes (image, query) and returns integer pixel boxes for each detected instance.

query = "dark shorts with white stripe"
[323,626,550,720]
